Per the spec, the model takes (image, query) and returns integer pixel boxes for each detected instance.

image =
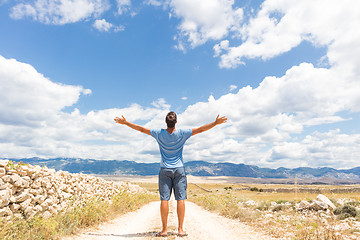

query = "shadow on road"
[86,231,179,238]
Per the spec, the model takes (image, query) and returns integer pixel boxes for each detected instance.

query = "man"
[114,112,227,237]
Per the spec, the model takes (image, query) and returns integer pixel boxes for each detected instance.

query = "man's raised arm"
[114,115,151,136]
[192,115,227,136]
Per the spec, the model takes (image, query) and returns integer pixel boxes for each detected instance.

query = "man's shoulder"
[150,128,165,132]
[150,128,163,136]
[179,128,192,132]
[177,129,193,136]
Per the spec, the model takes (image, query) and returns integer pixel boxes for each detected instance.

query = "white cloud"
[146,0,162,7]
[10,0,110,25]
[151,98,171,109]
[93,19,125,32]
[229,84,237,91]
[181,97,188,100]
[114,25,125,32]
[9,0,127,31]
[93,19,112,32]
[269,130,360,169]
[167,0,243,48]
[173,58,360,167]
[0,55,89,126]
[171,0,360,168]
[181,61,359,134]
[116,0,131,15]
[0,55,169,161]
[216,0,360,69]
[82,88,92,95]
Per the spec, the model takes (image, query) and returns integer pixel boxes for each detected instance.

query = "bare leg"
[177,200,186,235]
[160,200,169,235]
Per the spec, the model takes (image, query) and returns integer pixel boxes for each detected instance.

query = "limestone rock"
[0,207,12,217]
[244,200,257,206]
[309,200,328,211]
[9,203,21,212]
[31,178,42,189]
[42,211,52,219]
[10,174,21,184]
[295,200,308,210]
[10,195,16,203]
[24,206,34,215]
[48,206,57,215]
[0,160,9,167]
[15,190,32,203]
[20,199,32,210]
[0,167,5,177]
[334,222,351,231]
[0,189,11,208]
[29,188,43,196]
[7,169,17,174]
[14,176,30,188]
[41,177,52,189]
[32,195,46,204]
[16,169,27,177]
[1,175,11,183]
[316,194,336,210]
[33,205,42,213]
[337,198,346,206]
[0,178,6,190]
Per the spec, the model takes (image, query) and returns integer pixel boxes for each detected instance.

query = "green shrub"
[250,187,263,192]
[272,205,284,212]
[333,205,358,219]
[345,201,360,207]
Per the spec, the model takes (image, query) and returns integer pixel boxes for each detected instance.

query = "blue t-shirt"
[150,129,193,168]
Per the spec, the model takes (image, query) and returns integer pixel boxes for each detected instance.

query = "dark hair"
[165,112,177,128]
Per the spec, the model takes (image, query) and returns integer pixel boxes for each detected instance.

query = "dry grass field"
[119,175,360,240]
[121,175,360,202]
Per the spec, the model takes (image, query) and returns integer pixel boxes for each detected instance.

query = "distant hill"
[3,158,360,182]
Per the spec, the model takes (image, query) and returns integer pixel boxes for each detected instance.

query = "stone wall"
[0,160,145,220]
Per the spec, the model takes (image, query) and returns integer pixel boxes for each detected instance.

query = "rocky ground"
[0,159,145,220]
[240,194,360,239]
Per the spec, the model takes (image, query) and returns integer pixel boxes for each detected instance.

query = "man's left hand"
[114,115,127,125]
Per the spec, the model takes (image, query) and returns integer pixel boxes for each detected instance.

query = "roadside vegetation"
[186,183,360,240]
[0,189,157,240]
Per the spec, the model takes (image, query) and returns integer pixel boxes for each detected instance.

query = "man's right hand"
[215,115,227,125]
[192,114,227,136]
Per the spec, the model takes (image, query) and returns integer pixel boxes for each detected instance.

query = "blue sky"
[1,0,360,169]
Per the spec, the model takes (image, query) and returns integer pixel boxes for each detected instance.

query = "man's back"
[150,129,192,168]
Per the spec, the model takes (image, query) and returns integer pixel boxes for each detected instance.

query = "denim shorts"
[158,167,187,201]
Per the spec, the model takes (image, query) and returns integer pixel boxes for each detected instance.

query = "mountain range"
[3,158,360,183]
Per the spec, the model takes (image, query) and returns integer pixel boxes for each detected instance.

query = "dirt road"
[65,199,275,240]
